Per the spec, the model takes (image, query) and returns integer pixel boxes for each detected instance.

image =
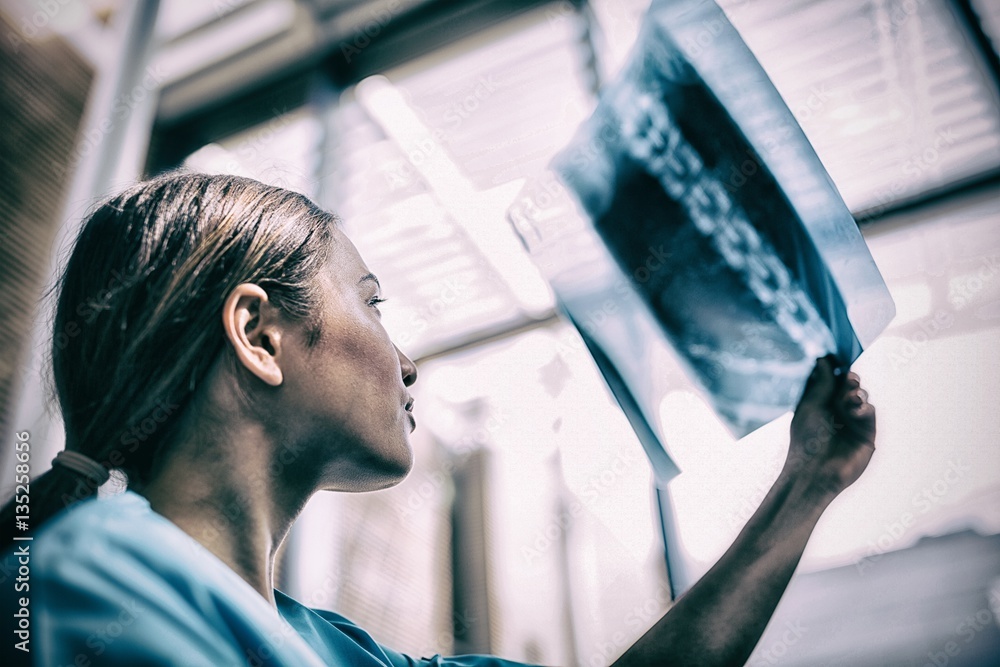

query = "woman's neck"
[140,421,309,609]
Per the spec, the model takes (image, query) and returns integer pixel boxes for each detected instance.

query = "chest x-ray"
[507,0,895,477]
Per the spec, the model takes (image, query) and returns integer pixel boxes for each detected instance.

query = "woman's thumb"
[799,355,838,406]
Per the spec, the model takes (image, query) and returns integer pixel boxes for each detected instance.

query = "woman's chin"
[325,444,413,492]
[368,453,413,490]
[381,445,414,486]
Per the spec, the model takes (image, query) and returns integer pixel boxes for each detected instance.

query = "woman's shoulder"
[7,490,199,581]
[1,490,162,593]
[273,591,542,667]
[1,490,327,666]
[17,489,154,551]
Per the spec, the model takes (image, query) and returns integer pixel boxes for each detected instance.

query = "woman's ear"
[221,284,284,386]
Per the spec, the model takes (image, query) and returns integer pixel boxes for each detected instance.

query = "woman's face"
[278,227,417,492]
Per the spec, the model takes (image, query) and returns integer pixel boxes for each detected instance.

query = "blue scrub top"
[1,490,535,666]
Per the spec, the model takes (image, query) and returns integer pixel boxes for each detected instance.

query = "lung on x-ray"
[507,0,894,478]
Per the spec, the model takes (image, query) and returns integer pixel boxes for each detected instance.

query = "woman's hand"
[613,355,878,667]
[784,355,877,501]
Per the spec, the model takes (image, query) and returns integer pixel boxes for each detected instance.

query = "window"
[162,0,1000,662]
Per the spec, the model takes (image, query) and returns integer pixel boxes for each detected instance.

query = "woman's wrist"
[775,463,840,516]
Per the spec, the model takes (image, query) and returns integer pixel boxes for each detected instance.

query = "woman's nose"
[396,345,417,386]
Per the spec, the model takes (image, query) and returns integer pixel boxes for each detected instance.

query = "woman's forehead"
[328,227,374,285]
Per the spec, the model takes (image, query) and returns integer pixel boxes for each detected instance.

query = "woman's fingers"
[847,398,874,421]
[845,387,867,406]
[839,380,877,445]
[835,369,865,407]
[833,372,876,436]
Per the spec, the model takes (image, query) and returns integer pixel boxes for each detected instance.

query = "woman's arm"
[614,356,876,667]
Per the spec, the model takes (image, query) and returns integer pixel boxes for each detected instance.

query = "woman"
[1,172,876,666]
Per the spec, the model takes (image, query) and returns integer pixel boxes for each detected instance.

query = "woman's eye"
[368,296,387,309]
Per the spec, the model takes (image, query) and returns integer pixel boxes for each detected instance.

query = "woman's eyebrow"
[358,273,381,291]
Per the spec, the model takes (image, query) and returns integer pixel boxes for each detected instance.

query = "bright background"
[1,0,998,664]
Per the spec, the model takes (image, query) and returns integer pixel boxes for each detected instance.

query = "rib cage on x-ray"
[508,0,895,475]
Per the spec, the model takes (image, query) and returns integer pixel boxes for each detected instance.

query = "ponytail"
[0,463,108,551]
[1,172,336,552]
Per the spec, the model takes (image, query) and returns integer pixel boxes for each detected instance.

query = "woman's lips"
[404,396,415,431]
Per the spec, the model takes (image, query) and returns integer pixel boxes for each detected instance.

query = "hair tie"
[52,450,110,486]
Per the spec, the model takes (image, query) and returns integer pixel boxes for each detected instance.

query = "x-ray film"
[507,0,895,476]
